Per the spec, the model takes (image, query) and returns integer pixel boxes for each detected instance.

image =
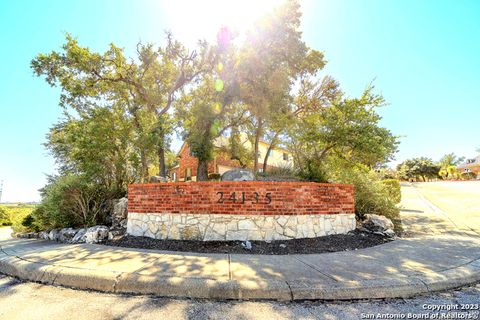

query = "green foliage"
[0,205,35,232]
[32,32,212,178]
[290,85,399,171]
[329,164,402,232]
[397,158,440,181]
[0,206,11,226]
[32,175,122,230]
[297,159,328,183]
[382,179,401,204]
[460,171,476,180]
[236,0,324,172]
[257,163,301,181]
[46,106,143,191]
[208,173,221,181]
[438,153,464,180]
[21,214,37,231]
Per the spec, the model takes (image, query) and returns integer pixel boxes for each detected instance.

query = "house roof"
[457,155,480,169]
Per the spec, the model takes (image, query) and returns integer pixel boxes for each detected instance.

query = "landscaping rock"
[221,169,254,181]
[17,232,38,239]
[362,214,394,231]
[241,240,252,250]
[112,197,128,228]
[39,231,49,240]
[71,228,87,243]
[362,214,396,237]
[84,225,109,244]
[108,227,126,240]
[48,229,61,242]
[149,176,169,183]
[383,229,396,238]
[58,228,78,243]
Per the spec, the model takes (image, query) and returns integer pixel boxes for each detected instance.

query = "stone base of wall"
[127,212,356,241]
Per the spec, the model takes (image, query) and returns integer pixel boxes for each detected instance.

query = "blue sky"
[0,0,479,202]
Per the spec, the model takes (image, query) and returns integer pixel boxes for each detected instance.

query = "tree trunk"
[158,146,166,178]
[197,160,209,181]
[132,113,149,182]
[262,132,280,173]
[140,149,148,182]
[253,121,263,174]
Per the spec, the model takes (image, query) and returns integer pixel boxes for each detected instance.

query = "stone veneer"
[127,181,356,241]
[127,212,356,241]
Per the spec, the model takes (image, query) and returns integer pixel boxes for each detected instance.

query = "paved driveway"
[0,227,12,241]
[400,181,480,236]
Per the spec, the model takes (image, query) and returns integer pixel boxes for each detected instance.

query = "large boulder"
[221,169,255,181]
[84,225,109,244]
[112,197,128,228]
[58,228,78,243]
[361,214,395,238]
[71,228,87,243]
[149,176,169,183]
[39,231,50,240]
[108,228,126,240]
[48,229,61,242]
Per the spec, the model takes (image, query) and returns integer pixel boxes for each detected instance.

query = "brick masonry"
[169,143,243,181]
[169,143,286,181]
[128,182,354,215]
[127,182,356,241]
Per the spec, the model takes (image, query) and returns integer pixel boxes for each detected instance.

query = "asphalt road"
[0,273,478,320]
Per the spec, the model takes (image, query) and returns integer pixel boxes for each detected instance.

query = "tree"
[289,84,399,181]
[176,74,247,180]
[236,0,315,173]
[438,153,464,179]
[397,158,440,182]
[32,33,212,178]
[45,105,144,191]
[260,51,331,172]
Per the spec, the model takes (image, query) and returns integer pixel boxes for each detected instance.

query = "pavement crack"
[415,277,430,292]
[51,271,59,285]
[113,272,124,292]
[228,254,232,280]
[436,255,480,273]
[292,256,339,282]
[285,280,294,301]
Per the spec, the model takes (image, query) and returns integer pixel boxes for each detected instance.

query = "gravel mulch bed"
[103,229,392,255]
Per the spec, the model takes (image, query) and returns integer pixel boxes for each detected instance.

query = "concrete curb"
[1,247,479,300]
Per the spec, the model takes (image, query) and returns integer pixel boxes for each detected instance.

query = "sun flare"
[160,0,282,46]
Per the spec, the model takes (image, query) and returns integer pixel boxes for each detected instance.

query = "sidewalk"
[1,183,480,300]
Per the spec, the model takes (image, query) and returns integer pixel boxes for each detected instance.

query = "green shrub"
[0,207,11,226]
[208,173,221,181]
[329,165,402,233]
[257,163,302,181]
[32,174,123,230]
[297,159,328,182]
[382,179,401,203]
[21,213,38,231]
[460,172,476,180]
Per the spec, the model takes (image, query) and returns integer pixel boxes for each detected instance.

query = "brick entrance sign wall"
[127,182,356,241]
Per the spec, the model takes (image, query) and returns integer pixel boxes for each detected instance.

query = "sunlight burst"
[160,0,282,46]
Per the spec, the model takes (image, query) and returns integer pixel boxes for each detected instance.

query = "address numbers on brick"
[216,191,272,204]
